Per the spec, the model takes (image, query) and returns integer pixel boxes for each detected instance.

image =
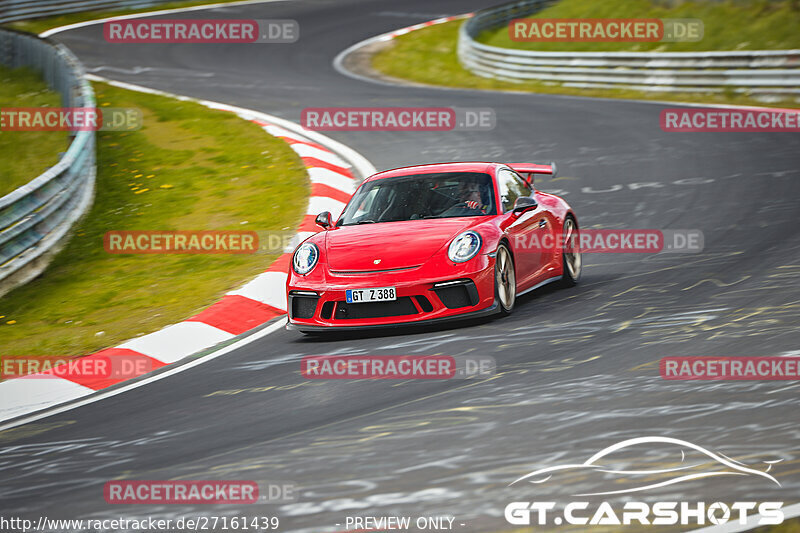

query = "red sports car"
[286,162,580,332]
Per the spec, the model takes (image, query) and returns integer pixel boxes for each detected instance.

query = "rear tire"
[559,216,581,287]
[494,243,516,315]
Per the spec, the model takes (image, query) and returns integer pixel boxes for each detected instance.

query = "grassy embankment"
[0,81,307,356]
[0,65,68,197]
[371,0,800,108]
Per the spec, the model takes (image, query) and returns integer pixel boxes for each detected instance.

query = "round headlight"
[448,231,482,263]
[293,242,319,275]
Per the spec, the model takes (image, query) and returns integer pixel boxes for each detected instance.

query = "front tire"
[495,243,516,315]
[560,216,581,287]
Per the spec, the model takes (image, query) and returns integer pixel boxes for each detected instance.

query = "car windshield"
[338,172,497,226]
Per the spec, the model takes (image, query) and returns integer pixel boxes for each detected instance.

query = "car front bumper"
[286,255,496,331]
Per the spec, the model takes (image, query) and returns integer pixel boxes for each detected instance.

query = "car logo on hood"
[374,259,381,265]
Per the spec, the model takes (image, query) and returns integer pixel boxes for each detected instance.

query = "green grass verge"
[0,65,69,197]
[4,0,258,35]
[478,0,800,52]
[0,81,307,356]
[371,20,800,109]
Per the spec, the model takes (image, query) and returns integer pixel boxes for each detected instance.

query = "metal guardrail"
[458,0,800,96]
[0,0,175,24]
[0,28,96,296]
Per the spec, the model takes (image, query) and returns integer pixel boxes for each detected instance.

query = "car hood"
[324,218,478,271]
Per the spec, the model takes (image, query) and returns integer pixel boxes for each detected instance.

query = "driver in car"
[453,181,487,214]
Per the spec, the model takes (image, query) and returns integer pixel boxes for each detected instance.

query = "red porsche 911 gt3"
[286,161,580,332]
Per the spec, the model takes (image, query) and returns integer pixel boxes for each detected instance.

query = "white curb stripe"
[227,271,288,310]
[290,143,348,166]
[307,196,346,217]
[0,379,94,422]
[262,124,308,143]
[290,232,317,249]
[308,167,357,193]
[117,322,234,364]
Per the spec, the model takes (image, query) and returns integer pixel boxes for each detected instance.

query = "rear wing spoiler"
[509,162,557,185]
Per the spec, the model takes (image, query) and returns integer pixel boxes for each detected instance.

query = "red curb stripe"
[187,295,284,335]
[266,253,292,272]
[298,214,324,233]
[301,157,354,178]
[311,183,353,204]
[47,348,166,391]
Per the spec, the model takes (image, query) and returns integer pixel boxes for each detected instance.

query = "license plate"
[346,286,397,303]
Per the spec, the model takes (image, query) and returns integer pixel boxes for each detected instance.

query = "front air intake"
[432,280,479,309]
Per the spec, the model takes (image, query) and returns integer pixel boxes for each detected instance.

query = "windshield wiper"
[355,219,377,224]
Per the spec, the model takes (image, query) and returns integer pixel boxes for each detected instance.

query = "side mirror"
[512,196,538,213]
[315,211,332,229]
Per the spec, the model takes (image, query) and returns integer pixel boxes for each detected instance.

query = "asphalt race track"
[3,1,800,531]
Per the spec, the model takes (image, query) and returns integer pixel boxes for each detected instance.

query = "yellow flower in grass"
[134,188,149,194]
[159,184,174,189]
